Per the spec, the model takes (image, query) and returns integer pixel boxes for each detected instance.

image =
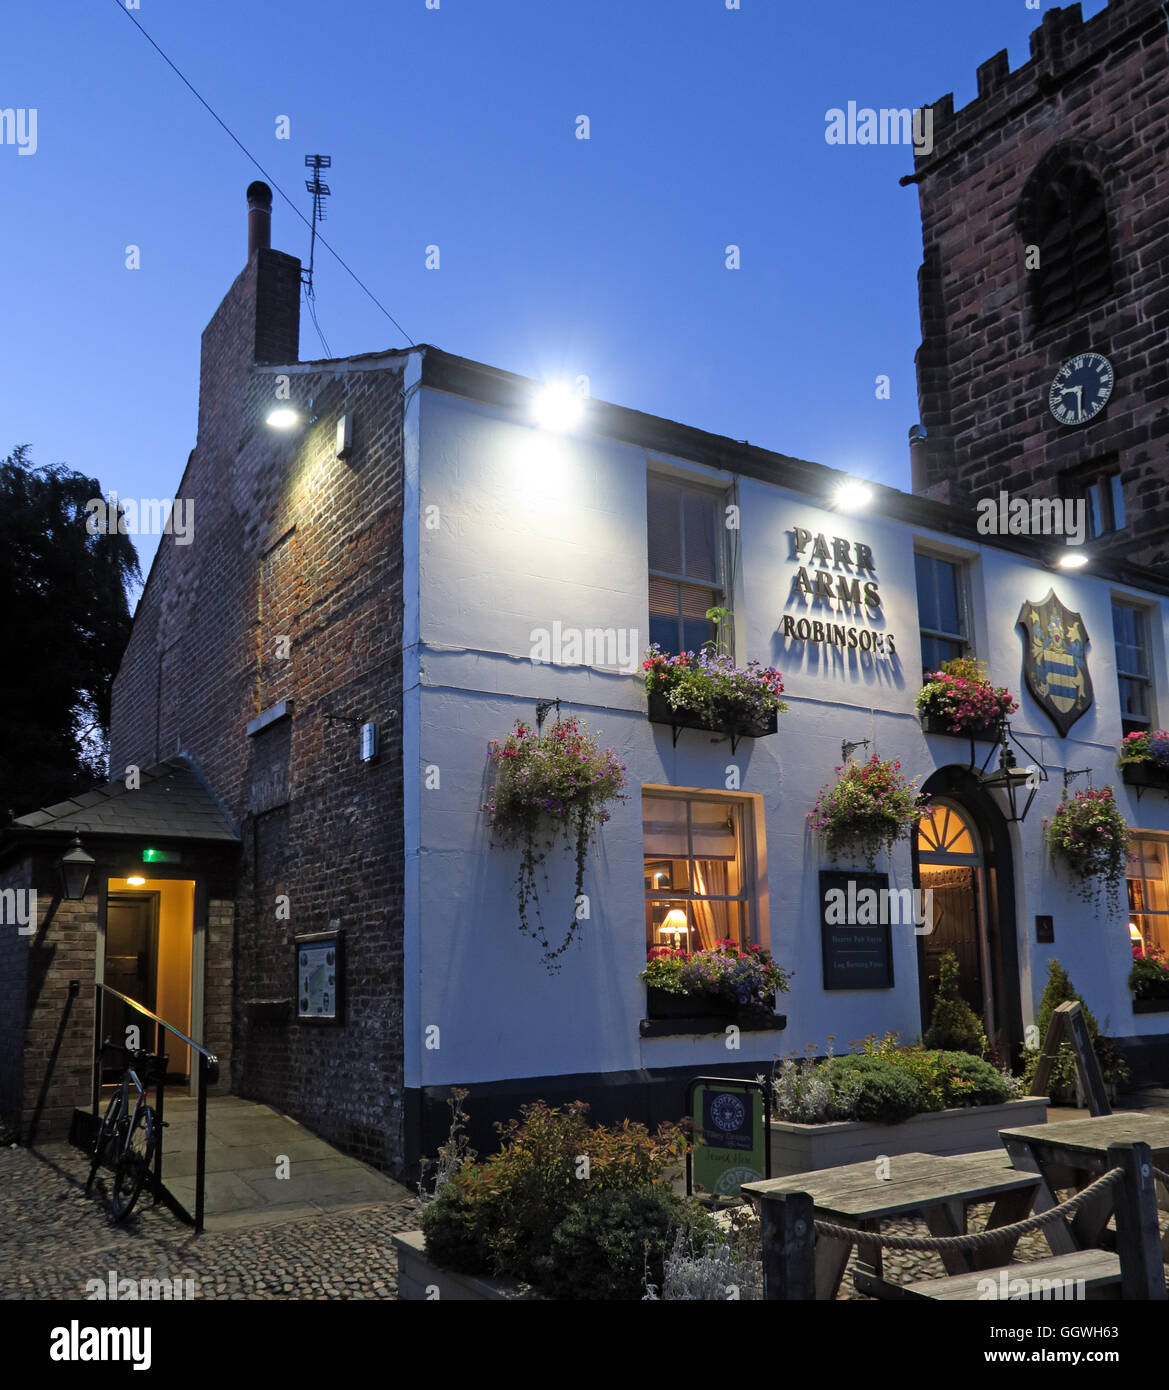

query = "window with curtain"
[915,551,969,677]
[1112,600,1154,737]
[642,792,754,952]
[1129,838,1169,957]
[647,474,726,654]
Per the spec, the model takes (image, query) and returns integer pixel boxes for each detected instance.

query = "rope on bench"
[812,1167,1124,1253]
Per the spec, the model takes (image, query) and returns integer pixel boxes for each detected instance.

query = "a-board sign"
[819,870,895,990]
[691,1080,767,1196]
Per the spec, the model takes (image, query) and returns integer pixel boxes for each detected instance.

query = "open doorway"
[100,877,196,1085]
[913,771,1023,1062]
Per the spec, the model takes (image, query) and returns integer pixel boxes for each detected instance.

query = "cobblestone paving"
[0,1143,424,1301]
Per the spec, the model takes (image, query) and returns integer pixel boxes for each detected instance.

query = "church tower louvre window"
[1019,151,1113,331]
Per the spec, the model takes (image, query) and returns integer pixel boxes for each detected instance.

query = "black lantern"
[59,834,95,901]
[978,726,1046,824]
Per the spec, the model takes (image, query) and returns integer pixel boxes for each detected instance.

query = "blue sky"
[2,0,1109,585]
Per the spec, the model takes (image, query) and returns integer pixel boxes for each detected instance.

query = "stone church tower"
[907,0,1169,572]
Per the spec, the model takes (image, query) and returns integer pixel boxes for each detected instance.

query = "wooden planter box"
[767,1096,1048,1176]
[1121,762,1169,795]
[647,690,778,747]
[920,712,1002,741]
[393,1231,542,1301]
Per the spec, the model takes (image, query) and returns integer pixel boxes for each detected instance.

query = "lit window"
[915,552,969,676]
[643,792,755,952]
[1129,838,1169,957]
[647,475,726,654]
[1113,600,1154,736]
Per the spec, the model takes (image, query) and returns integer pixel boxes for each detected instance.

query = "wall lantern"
[977,725,1046,823]
[59,834,96,901]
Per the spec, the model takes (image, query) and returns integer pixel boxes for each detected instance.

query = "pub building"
[1,186,1166,1176]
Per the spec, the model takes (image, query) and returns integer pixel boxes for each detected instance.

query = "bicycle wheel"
[112,1104,156,1221]
[86,1090,124,1194]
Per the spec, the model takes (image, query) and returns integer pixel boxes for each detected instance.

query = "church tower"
[907,0,1169,571]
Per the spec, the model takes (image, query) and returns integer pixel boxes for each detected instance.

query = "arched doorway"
[913,769,1022,1061]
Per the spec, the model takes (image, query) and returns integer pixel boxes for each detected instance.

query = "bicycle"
[85,1041,168,1221]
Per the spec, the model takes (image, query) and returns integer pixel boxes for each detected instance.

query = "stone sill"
[246,699,294,737]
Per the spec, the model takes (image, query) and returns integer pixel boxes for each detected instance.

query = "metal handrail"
[92,982,219,1234]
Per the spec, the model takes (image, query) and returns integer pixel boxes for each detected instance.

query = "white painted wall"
[403,384,1169,1091]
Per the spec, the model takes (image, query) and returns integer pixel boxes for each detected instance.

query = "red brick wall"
[911,0,1169,567]
[110,242,408,1172]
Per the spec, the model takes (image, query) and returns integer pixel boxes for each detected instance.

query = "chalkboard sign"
[819,870,894,990]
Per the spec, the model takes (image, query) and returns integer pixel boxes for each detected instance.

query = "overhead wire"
[110,0,414,347]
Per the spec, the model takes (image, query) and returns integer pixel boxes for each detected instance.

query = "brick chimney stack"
[195,185,302,445]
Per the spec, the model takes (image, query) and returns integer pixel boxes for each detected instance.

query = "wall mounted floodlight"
[265,407,301,429]
[532,384,583,432]
[1055,550,1089,570]
[834,479,873,512]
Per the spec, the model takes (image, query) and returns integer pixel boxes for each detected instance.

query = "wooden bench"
[890,1249,1122,1301]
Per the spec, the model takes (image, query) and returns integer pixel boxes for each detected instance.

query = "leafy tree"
[0,446,140,816]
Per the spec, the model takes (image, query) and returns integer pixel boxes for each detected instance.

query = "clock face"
[1048,352,1114,426]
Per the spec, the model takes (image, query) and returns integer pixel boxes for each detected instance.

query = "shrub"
[645,1206,763,1301]
[935,1051,1010,1108]
[923,953,988,1056]
[420,1099,688,1288]
[1022,959,1130,1102]
[824,1054,924,1124]
[539,1186,699,1300]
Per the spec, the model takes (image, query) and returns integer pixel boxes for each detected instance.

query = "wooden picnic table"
[742,1150,1043,1300]
[999,1112,1169,1257]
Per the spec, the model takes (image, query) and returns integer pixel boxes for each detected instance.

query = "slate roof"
[12,756,240,844]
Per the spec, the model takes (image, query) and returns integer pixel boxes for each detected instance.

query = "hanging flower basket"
[807,754,929,869]
[1043,785,1130,911]
[916,658,1017,739]
[1118,730,1169,794]
[483,715,626,972]
[643,642,785,747]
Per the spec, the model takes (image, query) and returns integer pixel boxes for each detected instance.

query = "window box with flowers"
[1130,942,1169,1013]
[484,714,626,973]
[639,940,791,1037]
[1118,729,1169,796]
[642,620,787,751]
[916,658,1018,740]
[807,755,929,870]
[1043,785,1130,912]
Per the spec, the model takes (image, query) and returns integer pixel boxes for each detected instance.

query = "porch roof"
[11,756,240,844]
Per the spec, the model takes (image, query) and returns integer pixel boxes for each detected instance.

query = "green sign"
[691,1082,766,1196]
[142,848,181,864]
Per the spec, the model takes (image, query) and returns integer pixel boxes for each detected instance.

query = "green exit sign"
[142,848,181,864]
